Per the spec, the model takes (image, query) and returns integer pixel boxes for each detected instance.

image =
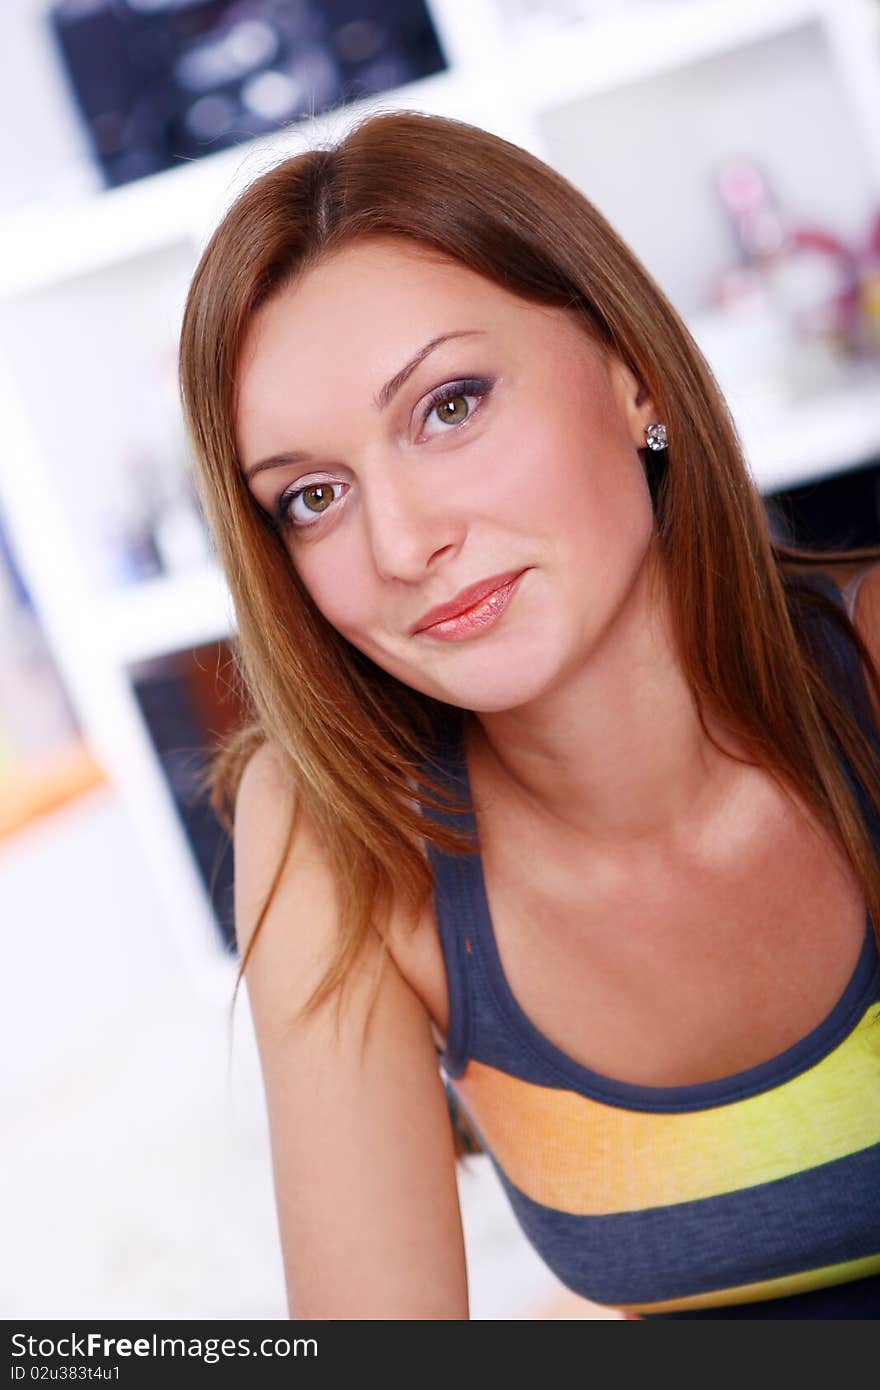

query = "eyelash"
[272,376,494,531]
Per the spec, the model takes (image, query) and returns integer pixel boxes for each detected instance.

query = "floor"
[2,782,619,1320]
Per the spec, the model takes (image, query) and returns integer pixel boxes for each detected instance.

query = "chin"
[456,676,559,714]
[406,643,566,714]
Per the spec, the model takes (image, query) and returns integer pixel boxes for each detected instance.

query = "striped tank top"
[421,570,880,1317]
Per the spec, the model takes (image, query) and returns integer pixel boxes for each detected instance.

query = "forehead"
[239,238,565,379]
[240,239,542,369]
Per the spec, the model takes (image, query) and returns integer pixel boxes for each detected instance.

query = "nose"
[361,461,465,583]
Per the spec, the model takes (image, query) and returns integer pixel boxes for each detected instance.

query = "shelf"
[0,739,106,842]
[502,0,826,115]
[738,372,880,493]
[94,564,236,667]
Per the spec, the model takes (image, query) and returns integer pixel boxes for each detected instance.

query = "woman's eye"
[420,378,492,438]
[276,480,345,530]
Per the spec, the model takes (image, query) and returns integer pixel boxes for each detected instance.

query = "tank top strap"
[417,708,481,1078]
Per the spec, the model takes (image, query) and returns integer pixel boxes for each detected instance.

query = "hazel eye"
[276,479,346,530]
[432,394,470,427]
[301,484,335,514]
[420,377,493,438]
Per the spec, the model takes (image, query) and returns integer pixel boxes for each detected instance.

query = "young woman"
[178,110,880,1319]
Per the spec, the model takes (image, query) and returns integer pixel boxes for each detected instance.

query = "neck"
[465,553,749,853]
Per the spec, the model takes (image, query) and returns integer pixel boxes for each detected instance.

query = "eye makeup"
[419,376,494,431]
[270,374,495,532]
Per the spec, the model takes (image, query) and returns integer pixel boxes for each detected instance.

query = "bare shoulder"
[820,559,880,645]
[231,739,468,1318]
[850,561,880,644]
[232,739,299,962]
[846,564,880,728]
[236,739,291,806]
[819,560,880,731]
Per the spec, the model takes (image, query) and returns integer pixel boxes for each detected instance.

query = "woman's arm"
[233,744,469,1320]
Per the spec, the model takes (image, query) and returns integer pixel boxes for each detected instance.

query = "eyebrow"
[243,328,486,482]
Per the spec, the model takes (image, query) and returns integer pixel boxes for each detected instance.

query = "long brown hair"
[179,108,880,1160]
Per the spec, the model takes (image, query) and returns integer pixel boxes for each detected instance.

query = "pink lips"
[411,568,528,639]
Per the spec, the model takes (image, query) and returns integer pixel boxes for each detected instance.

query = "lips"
[411,568,528,634]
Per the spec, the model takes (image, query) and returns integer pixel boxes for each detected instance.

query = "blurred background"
[2,0,880,1321]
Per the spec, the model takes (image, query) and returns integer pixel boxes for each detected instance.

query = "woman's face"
[235,236,659,713]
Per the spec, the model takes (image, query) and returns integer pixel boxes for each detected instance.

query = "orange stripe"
[452,1002,880,1213]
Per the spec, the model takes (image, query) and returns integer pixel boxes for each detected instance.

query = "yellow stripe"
[620,1251,880,1314]
[452,1001,880,1214]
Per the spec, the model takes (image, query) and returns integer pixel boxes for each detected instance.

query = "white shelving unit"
[1,0,879,996]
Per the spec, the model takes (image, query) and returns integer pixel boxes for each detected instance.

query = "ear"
[607,353,659,453]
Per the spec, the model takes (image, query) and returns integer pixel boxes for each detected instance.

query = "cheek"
[495,392,654,579]
[463,408,586,525]
[289,538,376,636]
[477,401,607,531]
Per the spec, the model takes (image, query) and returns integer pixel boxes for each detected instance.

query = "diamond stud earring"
[645,422,668,452]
